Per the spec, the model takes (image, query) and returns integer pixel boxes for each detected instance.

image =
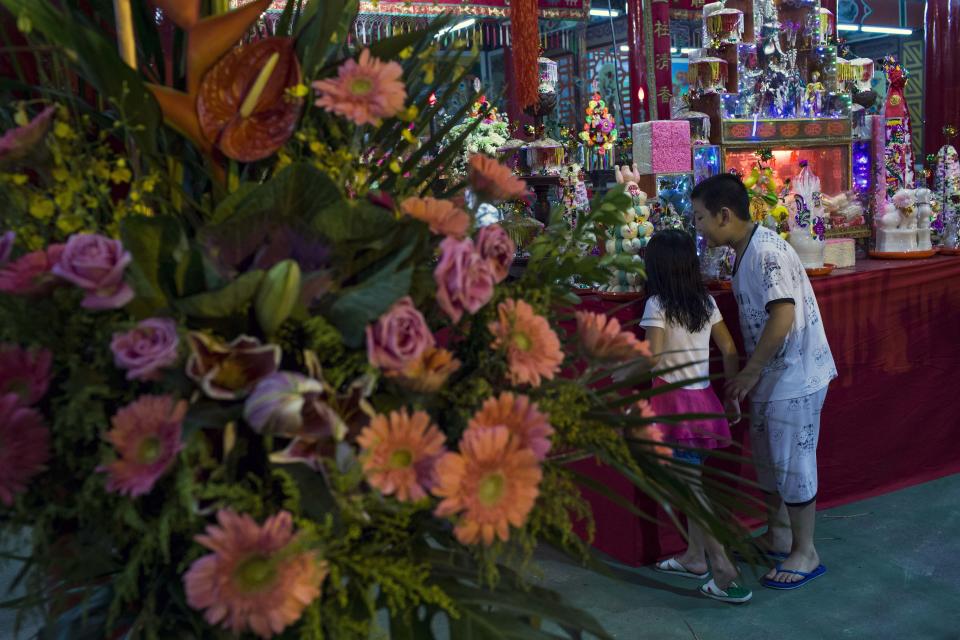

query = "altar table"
[572,255,960,566]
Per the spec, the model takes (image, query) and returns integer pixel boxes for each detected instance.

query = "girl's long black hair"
[644,229,713,333]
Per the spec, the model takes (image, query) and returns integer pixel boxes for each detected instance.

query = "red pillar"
[924,0,960,156]
[626,0,646,124]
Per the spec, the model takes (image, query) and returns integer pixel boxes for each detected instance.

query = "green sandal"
[699,578,753,604]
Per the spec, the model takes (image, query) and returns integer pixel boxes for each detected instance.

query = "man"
[691,174,837,590]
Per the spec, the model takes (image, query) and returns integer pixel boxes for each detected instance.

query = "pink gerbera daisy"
[0,344,52,406]
[312,49,406,126]
[97,395,187,497]
[356,408,447,502]
[400,196,471,238]
[467,392,553,461]
[0,393,50,506]
[183,510,326,639]
[626,400,672,462]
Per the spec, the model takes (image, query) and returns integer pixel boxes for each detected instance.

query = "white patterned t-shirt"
[732,225,837,402]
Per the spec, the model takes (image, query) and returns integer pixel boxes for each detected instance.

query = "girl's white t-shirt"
[640,294,722,390]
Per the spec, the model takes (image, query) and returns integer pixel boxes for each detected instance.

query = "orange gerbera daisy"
[183,510,326,639]
[468,154,529,202]
[488,299,563,387]
[574,311,652,362]
[386,346,461,393]
[400,196,471,238]
[433,426,542,546]
[356,408,447,502]
[468,392,553,461]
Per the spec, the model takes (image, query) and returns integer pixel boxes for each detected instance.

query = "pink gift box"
[632,120,692,174]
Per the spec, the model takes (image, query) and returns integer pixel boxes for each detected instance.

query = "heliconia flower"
[433,426,542,546]
[312,49,406,126]
[110,318,180,381]
[97,395,187,497]
[468,154,529,203]
[574,311,652,362]
[385,346,461,393]
[475,224,515,283]
[0,244,65,296]
[366,296,435,373]
[0,231,14,266]
[0,106,55,166]
[243,371,324,435]
[0,393,50,506]
[488,299,563,388]
[0,344,52,406]
[467,392,553,461]
[356,408,446,502]
[183,510,326,639]
[433,237,496,324]
[51,233,134,310]
[186,333,281,400]
[400,196,471,238]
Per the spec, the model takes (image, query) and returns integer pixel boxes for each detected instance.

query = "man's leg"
[765,388,828,583]
[749,400,791,553]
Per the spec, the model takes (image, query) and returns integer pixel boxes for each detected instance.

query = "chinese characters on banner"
[651,1,672,118]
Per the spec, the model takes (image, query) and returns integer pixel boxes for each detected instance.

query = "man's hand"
[725,369,761,404]
[723,396,742,425]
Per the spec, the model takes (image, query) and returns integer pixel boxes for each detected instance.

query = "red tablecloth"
[572,255,960,566]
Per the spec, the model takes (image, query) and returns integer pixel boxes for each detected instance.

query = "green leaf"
[327,265,411,347]
[120,215,184,317]
[274,0,299,36]
[175,270,264,318]
[312,200,395,244]
[295,0,357,77]
[204,162,340,266]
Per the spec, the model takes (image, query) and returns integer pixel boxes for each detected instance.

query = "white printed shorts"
[748,387,828,505]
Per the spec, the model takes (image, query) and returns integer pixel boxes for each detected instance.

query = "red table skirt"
[572,255,960,566]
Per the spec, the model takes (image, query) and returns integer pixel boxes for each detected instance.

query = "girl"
[640,229,750,604]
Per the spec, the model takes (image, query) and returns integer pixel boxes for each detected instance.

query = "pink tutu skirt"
[649,377,732,449]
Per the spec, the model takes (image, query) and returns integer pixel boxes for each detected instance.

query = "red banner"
[356,0,591,20]
[651,0,672,119]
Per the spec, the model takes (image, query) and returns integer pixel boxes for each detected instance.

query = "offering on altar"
[875,188,934,253]
[808,7,834,46]
[580,89,618,159]
[821,192,865,228]
[446,94,511,175]
[631,120,692,174]
[706,7,744,46]
[688,57,729,95]
[786,160,827,268]
[934,144,960,249]
[600,177,650,292]
[538,56,559,95]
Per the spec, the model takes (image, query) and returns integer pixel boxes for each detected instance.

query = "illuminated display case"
[722,145,849,195]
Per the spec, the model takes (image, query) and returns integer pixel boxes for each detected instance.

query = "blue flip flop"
[762,563,827,590]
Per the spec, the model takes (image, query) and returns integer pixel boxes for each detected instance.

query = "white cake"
[824,238,856,268]
[789,232,825,269]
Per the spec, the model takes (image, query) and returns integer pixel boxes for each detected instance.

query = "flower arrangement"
[579,91,618,154]
[0,1,753,638]
[444,94,512,175]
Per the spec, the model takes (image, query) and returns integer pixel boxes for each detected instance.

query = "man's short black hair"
[691,173,751,221]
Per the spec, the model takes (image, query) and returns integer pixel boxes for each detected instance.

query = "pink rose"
[0,244,64,296]
[52,233,133,310]
[0,231,14,266]
[475,224,516,283]
[366,296,435,371]
[433,236,495,323]
[110,318,180,381]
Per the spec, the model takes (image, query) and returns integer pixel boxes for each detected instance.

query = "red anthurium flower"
[197,37,303,162]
